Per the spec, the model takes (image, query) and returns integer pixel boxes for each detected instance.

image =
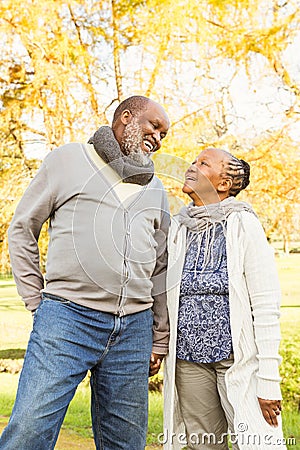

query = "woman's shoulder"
[229,208,261,226]
[170,214,184,233]
[228,209,268,243]
[168,215,185,246]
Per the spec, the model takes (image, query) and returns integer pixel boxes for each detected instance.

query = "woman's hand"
[258,397,282,427]
[149,353,163,377]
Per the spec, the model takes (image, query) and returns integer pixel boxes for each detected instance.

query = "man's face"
[120,102,170,164]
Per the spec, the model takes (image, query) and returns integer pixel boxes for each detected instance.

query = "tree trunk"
[283,235,290,255]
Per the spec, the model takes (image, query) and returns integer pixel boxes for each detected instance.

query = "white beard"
[121,119,151,167]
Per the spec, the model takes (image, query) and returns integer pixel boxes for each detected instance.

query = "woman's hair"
[223,153,250,197]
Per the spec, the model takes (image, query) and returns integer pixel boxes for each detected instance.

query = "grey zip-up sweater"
[8,143,170,354]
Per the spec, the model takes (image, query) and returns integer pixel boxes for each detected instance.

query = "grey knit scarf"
[88,126,154,185]
[177,196,255,232]
[177,196,256,271]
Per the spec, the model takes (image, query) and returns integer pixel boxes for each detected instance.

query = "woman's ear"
[120,109,132,125]
[218,178,232,193]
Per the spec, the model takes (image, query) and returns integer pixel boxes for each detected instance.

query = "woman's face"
[182,148,230,205]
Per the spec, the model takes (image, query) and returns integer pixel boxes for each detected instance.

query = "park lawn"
[0,253,300,448]
[276,254,300,307]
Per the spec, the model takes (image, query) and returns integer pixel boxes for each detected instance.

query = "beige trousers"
[175,356,239,450]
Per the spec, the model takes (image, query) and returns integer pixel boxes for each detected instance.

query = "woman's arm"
[241,212,282,423]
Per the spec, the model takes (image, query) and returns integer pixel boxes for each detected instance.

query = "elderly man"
[0,96,170,450]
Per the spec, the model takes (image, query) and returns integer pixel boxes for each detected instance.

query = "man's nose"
[153,131,161,150]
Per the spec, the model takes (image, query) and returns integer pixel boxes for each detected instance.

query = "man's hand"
[258,397,282,427]
[149,353,163,377]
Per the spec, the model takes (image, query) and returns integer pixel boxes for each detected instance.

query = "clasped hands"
[149,352,163,377]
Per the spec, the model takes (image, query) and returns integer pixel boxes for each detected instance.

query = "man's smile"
[143,138,156,153]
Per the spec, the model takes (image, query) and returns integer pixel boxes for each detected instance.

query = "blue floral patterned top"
[176,223,233,363]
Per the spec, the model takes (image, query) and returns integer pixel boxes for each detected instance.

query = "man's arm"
[8,157,55,312]
[150,191,170,371]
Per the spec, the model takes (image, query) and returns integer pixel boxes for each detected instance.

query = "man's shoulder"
[43,143,85,165]
[151,175,166,190]
[49,142,84,156]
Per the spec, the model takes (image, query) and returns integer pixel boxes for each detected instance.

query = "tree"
[1,0,300,272]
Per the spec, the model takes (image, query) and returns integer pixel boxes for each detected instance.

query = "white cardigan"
[163,211,287,450]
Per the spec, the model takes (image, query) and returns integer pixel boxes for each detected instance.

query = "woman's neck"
[190,192,229,206]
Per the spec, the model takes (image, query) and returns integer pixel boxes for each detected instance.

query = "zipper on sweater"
[115,185,151,316]
[117,209,131,316]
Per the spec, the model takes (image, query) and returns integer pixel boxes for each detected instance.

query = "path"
[0,418,162,449]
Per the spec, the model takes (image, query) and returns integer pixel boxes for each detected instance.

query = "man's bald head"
[112,96,150,126]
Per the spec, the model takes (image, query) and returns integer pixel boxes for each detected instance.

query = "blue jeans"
[0,294,153,450]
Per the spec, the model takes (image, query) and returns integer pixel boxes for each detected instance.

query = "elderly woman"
[163,148,286,449]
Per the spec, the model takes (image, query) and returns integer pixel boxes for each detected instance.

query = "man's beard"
[121,119,151,166]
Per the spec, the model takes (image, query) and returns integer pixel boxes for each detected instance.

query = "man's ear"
[120,109,132,125]
[218,178,232,192]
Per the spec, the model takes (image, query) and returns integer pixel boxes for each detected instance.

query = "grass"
[147,392,164,445]
[0,253,300,448]
[276,253,300,308]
